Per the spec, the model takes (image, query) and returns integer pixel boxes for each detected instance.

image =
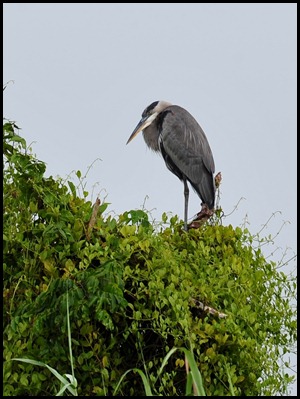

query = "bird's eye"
[142,101,159,117]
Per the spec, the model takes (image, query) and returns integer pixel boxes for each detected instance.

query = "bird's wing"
[160,106,215,184]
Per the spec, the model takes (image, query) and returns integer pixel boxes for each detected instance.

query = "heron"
[126,101,216,231]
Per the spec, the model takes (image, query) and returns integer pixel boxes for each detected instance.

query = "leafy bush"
[3,119,297,396]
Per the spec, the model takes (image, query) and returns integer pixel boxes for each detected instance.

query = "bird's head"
[126,100,172,144]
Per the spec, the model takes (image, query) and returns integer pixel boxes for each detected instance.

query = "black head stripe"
[142,101,159,117]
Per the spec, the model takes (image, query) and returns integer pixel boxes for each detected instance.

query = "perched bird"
[126,101,216,231]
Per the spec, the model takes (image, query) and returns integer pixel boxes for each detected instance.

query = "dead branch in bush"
[191,298,227,318]
[86,197,101,240]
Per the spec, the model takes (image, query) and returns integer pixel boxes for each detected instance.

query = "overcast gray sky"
[3,3,297,394]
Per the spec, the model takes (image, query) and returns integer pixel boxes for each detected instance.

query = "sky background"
[3,3,297,394]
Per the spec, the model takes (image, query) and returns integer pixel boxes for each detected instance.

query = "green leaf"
[68,181,77,197]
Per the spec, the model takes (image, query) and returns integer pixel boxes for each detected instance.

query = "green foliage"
[10,358,78,396]
[3,119,297,396]
[113,347,207,396]
[11,288,78,396]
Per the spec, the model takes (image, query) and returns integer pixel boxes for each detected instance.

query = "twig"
[86,197,101,240]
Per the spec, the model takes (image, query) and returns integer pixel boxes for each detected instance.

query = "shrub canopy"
[3,120,297,396]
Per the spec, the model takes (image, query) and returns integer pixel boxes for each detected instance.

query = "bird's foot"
[188,204,214,230]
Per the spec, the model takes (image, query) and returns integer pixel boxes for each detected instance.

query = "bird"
[126,100,216,231]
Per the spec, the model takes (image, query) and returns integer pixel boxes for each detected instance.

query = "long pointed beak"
[126,113,158,145]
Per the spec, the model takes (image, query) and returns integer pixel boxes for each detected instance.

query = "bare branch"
[86,197,101,240]
[191,298,227,318]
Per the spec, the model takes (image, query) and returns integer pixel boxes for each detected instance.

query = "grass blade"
[11,358,77,395]
[113,368,153,396]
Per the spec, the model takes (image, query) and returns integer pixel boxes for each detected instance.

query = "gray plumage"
[127,100,216,230]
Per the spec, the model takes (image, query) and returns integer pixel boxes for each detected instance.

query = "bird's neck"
[142,124,161,152]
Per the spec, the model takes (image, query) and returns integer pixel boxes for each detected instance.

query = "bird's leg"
[183,178,189,231]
